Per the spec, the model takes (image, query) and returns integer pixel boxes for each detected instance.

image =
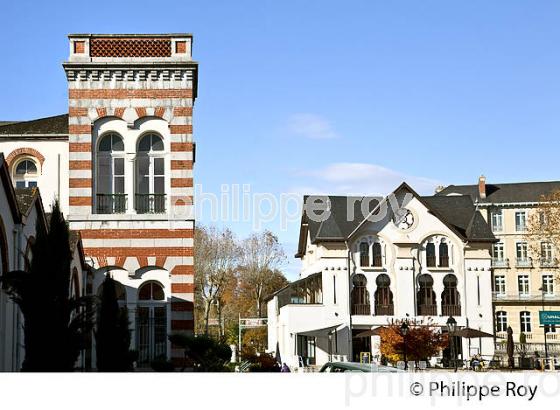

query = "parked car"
[319,362,403,373]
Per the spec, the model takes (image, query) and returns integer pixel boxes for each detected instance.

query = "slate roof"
[296,184,495,257]
[0,114,68,135]
[437,181,560,204]
[14,187,39,216]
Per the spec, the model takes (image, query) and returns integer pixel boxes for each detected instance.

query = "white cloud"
[292,162,442,196]
[287,113,339,139]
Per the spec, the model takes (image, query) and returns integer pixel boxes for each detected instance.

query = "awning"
[354,326,387,338]
[454,327,498,339]
[297,324,343,337]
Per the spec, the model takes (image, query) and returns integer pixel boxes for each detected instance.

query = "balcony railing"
[96,194,127,214]
[135,194,166,214]
[540,258,558,268]
[442,304,461,316]
[374,304,394,316]
[516,257,533,268]
[418,304,437,316]
[372,255,383,267]
[439,256,449,268]
[352,304,371,316]
[426,256,436,268]
[492,291,560,302]
[492,258,509,268]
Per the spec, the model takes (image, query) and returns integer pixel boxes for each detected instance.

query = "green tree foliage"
[0,201,92,371]
[95,275,136,371]
[169,333,232,372]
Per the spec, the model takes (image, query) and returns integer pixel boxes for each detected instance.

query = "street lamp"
[539,286,549,370]
[446,316,457,372]
[401,321,409,370]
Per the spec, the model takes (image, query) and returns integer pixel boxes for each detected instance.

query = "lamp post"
[446,316,457,372]
[401,321,409,370]
[539,286,549,370]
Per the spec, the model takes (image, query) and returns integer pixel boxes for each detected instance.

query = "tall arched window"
[359,242,369,267]
[137,281,167,367]
[13,158,39,188]
[439,239,449,267]
[96,133,125,213]
[496,311,508,333]
[351,274,370,315]
[374,274,393,315]
[136,133,165,214]
[441,274,460,316]
[417,274,436,316]
[372,242,382,267]
[426,242,436,267]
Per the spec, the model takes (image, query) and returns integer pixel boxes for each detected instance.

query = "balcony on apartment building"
[492,258,510,268]
[492,291,559,302]
[516,257,533,268]
[540,258,559,268]
[95,193,167,214]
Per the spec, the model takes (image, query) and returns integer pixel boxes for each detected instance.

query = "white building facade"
[268,183,496,368]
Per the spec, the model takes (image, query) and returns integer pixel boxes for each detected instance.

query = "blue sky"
[1,0,560,279]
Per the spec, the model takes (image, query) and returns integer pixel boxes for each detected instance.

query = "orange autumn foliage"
[379,320,448,364]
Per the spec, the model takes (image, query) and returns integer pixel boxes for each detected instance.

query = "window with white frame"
[491,209,503,232]
[494,275,506,296]
[545,324,557,334]
[136,281,167,368]
[515,211,527,232]
[541,242,554,263]
[520,311,532,333]
[518,275,530,297]
[135,133,166,214]
[493,242,505,260]
[516,242,528,261]
[542,274,554,296]
[12,157,39,188]
[96,133,125,213]
[496,311,508,332]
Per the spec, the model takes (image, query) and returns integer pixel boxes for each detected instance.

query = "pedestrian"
[281,362,291,372]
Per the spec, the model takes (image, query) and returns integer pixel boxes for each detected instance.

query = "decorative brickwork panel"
[90,38,172,58]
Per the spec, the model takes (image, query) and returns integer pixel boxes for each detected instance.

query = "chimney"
[478,175,486,199]
[435,185,445,194]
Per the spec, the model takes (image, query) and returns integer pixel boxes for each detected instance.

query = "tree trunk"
[204,299,212,336]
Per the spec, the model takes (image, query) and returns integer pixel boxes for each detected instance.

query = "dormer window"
[426,242,436,267]
[359,242,369,267]
[439,239,449,267]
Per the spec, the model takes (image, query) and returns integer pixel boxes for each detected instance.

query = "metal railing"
[516,257,533,268]
[135,193,166,214]
[96,194,127,214]
[540,258,558,268]
[442,304,461,316]
[352,304,371,315]
[426,256,436,268]
[439,256,449,268]
[492,291,560,301]
[492,258,509,268]
[372,255,383,267]
[374,304,394,316]
[418,304,437,316]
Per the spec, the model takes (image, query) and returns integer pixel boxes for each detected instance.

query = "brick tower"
[63,34,197,367]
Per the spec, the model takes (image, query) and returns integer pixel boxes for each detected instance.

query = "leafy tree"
[169,333,232,372]
[95,275,136,371]
[526,190,560,266]
[0,201,92,371]
[239,231,286,317]
[379,319,448,364]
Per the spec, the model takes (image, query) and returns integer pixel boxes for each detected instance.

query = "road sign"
[239,318,268,328]
[539,311,560,325]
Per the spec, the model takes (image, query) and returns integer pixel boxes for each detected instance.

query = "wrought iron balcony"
[374,304,394,316]
[540,258,558,268]
[516,257,533,268]
[96,194,127,214]
[492,291,560,302]
[418,304,437,316]
[492,258,509,268]
[441,304,461,316]
[352,304,371,316]
[135,194,166,214]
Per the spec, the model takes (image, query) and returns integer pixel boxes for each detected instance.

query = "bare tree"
[239,231,286,317]
[194,226,240,335]
[525,190,560,270]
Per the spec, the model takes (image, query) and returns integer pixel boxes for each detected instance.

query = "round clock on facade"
[394,208,414,230]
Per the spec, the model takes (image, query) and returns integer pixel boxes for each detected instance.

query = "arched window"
[13,158,39,188]
[441,274,460,316]
[374,274,393,315]
[351,274,370,315]
[96,133,125,214]
[137,281,167,367]
[372,242,382,267]
[496,311,508,333]
[417,274,437,316]
[439,239,449,267]
[136,133,165,214]
[359,242,369,267]
[426,242,436,267]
